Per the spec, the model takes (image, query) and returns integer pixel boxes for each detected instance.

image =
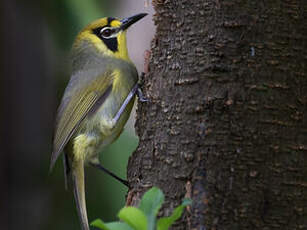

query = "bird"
[50,13,148,230]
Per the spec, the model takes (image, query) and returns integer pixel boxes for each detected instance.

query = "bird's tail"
[72,159,89,230]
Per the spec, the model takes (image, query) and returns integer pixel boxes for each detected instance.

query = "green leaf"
[138,187,164,230]
[91,219,134,230]
[118,207,147,230]
[91,219,111,230]
[157,198,192,230]
[91,188,191,230]
[105,222,134,230]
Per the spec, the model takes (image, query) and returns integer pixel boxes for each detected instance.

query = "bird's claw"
[137,86,149,102]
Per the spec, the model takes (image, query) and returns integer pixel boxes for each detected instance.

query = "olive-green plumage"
[50,13,147,230]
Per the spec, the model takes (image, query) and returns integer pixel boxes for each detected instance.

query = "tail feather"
[63,153,71,190]
[72,159,89,230]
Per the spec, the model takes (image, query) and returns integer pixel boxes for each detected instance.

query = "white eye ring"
[100,27,118,39]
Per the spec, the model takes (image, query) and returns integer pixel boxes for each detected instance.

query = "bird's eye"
[100,28,114,38]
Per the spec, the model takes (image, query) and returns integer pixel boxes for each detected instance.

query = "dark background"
[0,0,154,229]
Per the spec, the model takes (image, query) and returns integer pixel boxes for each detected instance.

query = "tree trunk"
[128,1,307,229]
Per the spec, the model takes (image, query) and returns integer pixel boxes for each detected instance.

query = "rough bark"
[128,0,307,229]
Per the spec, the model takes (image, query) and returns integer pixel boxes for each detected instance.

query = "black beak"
[120,13,148,31]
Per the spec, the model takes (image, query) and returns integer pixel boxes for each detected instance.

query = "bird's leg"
[111,82,148,127]
[112,84,138,125]
[90,162,129,187]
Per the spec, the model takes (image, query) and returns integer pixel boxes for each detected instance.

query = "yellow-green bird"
[50,13,147,230]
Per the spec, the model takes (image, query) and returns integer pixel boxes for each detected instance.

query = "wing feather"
[50,71,114,171]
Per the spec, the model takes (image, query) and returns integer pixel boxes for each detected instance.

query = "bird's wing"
[50,70,114,171]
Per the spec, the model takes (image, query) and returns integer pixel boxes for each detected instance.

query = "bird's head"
[73,13,147,61]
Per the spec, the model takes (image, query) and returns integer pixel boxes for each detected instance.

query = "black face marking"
[102,37,118,52]
[92,26,118,52]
